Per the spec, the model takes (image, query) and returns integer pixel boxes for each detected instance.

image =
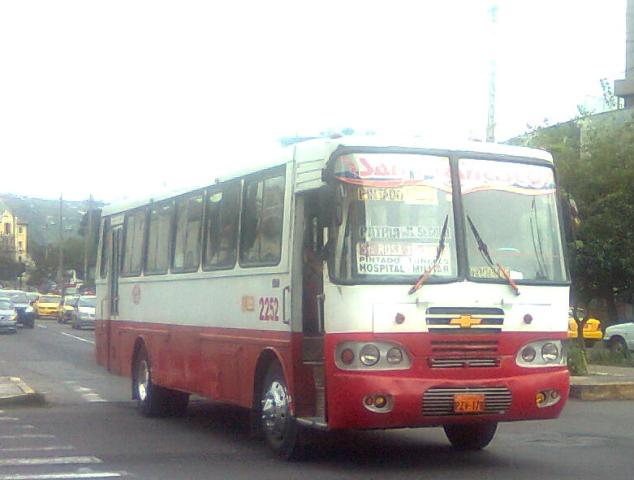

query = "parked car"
[71,295,96,330]
[603,321,634,356]
[568,307,603,345]
[26,292,40,304]
[34,294,62,319]
[58,295,80,324]
[0,298,18,334]
[1,290,36,328]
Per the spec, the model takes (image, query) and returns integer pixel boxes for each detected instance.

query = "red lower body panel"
[325,332,569,430]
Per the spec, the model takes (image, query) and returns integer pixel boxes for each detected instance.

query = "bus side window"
[145,202,172,275]
[121,209,146,276]
[173,193,203,272]
[204,182,240,270]
[240,172,285,266]
[99,218,110,279]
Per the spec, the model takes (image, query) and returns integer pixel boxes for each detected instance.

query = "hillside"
[0,193,105,246]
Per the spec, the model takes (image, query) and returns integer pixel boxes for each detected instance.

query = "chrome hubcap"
[137,359,149,401]
[261,381,289,441]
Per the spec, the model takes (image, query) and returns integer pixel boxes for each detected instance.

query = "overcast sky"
[0,0,626,202]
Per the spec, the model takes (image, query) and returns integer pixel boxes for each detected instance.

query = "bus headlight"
[335,342,411,370]
[541,343,560,362]
[359,345,380,366]
[521,345,537,363]
[386,347,404,365]
[516,340,565,367]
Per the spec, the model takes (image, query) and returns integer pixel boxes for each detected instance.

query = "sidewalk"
[569,364,634,400]
[0,376,46,407]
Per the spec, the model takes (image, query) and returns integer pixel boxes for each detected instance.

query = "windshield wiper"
[530,197,549,280]
[408,215,449,295]
[466,215,520,296]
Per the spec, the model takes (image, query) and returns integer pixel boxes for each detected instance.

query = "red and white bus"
[95,137,570,458]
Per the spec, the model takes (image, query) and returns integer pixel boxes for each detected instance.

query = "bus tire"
[133,345,170,417]
[260,361,303,460]
[443,423,497,450]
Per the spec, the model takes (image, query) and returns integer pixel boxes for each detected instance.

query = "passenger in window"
[256,213,281,262]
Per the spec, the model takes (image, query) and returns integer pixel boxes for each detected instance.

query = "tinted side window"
[240,172,285,266]
[204,182,240,270]
[146,202,173,274]
[99,218,110,279]
[121,210,145,276]
[173,193,203,272]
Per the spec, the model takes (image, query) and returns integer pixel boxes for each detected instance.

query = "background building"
[0,201,29,264]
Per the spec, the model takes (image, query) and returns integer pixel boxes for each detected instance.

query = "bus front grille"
[422,387,512,416]
[425,307,505,332]
[429,357,499,368]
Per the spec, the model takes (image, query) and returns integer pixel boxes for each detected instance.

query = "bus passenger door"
[296,192,326,420]
[105,224,122,372]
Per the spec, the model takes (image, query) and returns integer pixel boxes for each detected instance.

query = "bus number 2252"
[259,297,279,321]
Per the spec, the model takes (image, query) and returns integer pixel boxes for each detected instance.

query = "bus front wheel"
[443,423,497,450]
[133,345,189,417]
[260,362,303,459]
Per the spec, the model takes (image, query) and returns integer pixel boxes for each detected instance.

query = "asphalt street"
[1,322,634,480]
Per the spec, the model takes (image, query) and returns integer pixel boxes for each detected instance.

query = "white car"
[603,322,634,355]
[0,298,18,334]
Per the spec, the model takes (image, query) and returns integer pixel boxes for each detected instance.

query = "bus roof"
[101,136,553,217]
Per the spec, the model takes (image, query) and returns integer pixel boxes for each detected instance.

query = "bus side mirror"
[560,194,580,242]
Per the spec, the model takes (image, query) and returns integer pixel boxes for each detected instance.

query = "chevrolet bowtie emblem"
[450,315,482,328]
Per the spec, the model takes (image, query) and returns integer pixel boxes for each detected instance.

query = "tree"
[0,253,25,282]
[519,111,634,327]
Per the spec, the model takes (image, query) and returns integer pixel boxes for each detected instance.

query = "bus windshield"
[460,158,568,283]
[330,153,457,283]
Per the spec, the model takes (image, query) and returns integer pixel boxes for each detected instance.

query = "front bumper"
[0,321,17,333]
[37,309,60,318]
[326,368,569,429]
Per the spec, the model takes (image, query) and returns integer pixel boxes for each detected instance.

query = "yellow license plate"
[454,394,485,413]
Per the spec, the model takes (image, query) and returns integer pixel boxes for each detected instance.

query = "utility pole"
[82,194,94,285]
[57,195,64,290]
[486,3,498,142]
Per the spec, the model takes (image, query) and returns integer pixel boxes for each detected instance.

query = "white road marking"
[0,434,55,439]
[0,446,74,453]
[69,384,107,403]
[0,473,123,480]
[84,394,107,403]
[36,324,47,329]
[0,417,19,421]
[0,456,102,467]
[59,332,95,345]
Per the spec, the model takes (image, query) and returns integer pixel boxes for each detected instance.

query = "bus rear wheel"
[443,423,497,450]
[133,346,189,417]
[260,362,302,459]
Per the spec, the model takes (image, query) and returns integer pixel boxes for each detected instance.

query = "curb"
[0,377,46,407]
[569,381,634,401]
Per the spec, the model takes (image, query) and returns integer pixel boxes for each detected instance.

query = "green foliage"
[566,342,589,376]
[587,345,634,367]
[520,110,634,325]
[0,253,25,281]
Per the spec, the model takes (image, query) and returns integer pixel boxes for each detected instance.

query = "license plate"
[454,394,486,413]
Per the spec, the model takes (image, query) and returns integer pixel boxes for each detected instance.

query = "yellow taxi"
[34,294,63,319]
[58,295,79,323]
[568,307,603,343]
